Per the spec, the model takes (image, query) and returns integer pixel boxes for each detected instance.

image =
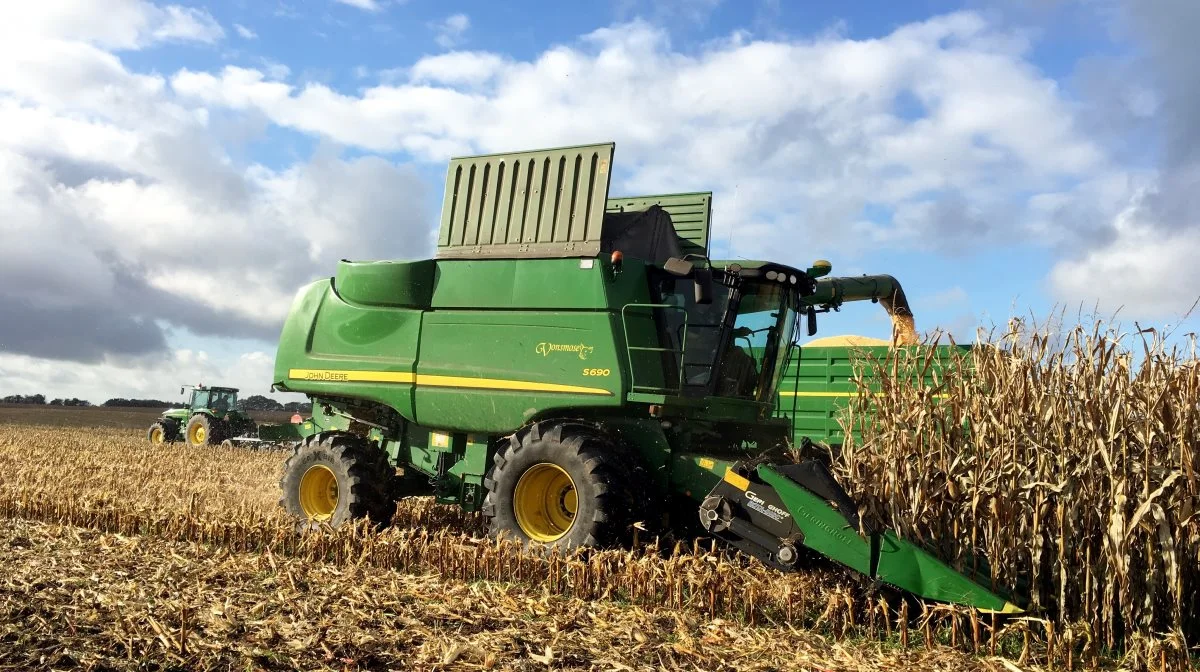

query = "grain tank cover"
[436,142,616,259]
[435,142,709,263]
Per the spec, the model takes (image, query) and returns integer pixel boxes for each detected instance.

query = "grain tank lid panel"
[436,143,615,260]
[606,192,711,256]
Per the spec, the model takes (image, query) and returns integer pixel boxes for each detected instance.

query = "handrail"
[620,303,689,395]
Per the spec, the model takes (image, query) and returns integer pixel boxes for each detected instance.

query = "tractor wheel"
[278,433,397,530]
[147,422,168,446]
[185,414,220,447]
[483,421,635,548]
[219,439,235,451]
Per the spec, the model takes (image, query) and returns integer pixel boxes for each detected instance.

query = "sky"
[1,0,1198,404]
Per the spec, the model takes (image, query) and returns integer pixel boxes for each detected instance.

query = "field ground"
[1,517,1021,671]
[0,406,1146,670]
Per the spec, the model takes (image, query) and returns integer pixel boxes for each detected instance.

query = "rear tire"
[147,422,168,445]
[278,433,397,530]
[483,422,635,548]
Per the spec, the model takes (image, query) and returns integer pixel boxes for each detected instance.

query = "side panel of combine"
[413,258,627,432]
[275,257,637,434]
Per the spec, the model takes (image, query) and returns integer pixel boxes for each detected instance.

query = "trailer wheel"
[185,414,219,447]
[147,422,168,445]
[278,433,396,530]
[483,422,633,548]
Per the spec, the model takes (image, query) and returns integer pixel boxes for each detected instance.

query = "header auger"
[269,142,1020,614]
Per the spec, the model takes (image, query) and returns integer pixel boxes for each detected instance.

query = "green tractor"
[147,385,257,447]
[268,142,1020,614]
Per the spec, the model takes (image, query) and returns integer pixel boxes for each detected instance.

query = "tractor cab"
[185,385,239,414]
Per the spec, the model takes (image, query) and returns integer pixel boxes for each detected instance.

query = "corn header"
[270,142,1020,613]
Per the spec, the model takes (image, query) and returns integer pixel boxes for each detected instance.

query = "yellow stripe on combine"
[288,369,612,396]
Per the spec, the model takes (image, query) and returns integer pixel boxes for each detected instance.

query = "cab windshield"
[193,389,237,411]
[723,282,797,401]
[650,271,798,401]
[208,390,237,412]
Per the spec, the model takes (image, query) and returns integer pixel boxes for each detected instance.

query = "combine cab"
[268,142,1020,614]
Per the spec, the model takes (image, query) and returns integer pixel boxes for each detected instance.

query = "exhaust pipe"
[807,274,919,346]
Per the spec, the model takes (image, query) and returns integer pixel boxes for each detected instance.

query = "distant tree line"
[3,394,90,406]
[2,394,47,404]
[102,398,173,408]
[50,398,91,406]
[4,393,310,412]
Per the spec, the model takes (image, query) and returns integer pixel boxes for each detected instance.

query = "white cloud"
[171,13,1104,263]
[152,5,224,43]
[1048,182,1200,320]
[432,13,470,48]
[410,52,506,86]
[234,23,257,40]
[0,2,430,403]
[334,0,382,12]
[1,1,1195,402]
[0,1,222,49]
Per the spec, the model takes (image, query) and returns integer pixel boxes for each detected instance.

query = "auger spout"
[808,274,919,345]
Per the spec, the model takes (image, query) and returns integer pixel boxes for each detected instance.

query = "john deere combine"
[271,142,1019,613]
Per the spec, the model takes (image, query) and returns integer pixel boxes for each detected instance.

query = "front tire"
[185,414,221,447]
[483,422,634,548]
[278,433,397,530]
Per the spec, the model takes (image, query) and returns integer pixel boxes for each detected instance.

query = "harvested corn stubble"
[0,517,1041,671]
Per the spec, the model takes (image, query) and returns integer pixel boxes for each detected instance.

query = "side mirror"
[663,257,693,277]
[693,268,713,305]
[806,306,818,337]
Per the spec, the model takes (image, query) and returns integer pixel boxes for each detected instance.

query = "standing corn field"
[836,318,1200,667]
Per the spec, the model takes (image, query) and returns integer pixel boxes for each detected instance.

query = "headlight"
[766,270,778,280]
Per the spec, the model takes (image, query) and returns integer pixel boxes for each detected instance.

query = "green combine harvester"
[270,142,1019,614]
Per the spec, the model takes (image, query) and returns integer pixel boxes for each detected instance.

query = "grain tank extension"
[271,142,1019,613]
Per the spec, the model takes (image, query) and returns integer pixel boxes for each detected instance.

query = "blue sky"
[1,0,1198,403]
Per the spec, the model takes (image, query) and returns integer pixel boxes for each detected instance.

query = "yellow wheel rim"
[150,427,164,444]
[189,422,206,445]
[299,465,339,521]
[513,463,577,542]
